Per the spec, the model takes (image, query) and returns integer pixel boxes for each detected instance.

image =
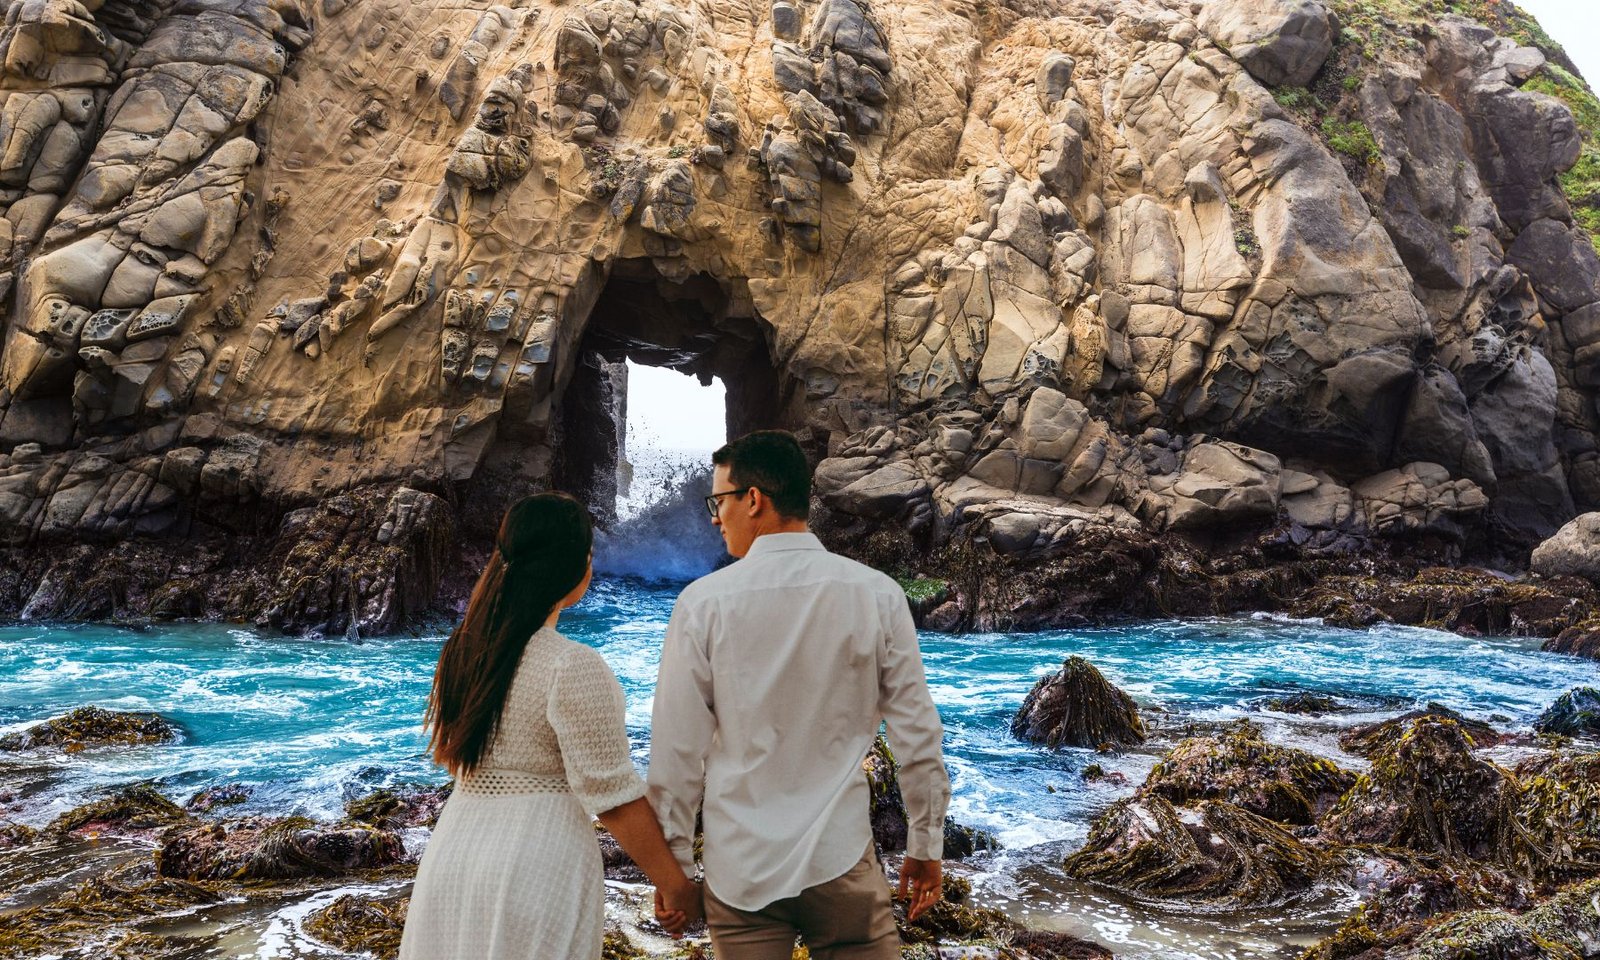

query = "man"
[648,430,951,959]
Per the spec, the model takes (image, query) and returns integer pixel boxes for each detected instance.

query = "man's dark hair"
[713,430,812,521]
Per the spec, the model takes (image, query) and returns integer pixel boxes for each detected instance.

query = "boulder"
[1198,0,1336,86]
[0,706,177,752]
[1534,689,1600,738]
[186,784,253,812]
[1532,514,1600,582]
[157,815,407,880]
[344,784,452,830]
[863,734,998,859]
[1011,656,1146,750]
[1140,720,1355,824]
[1063,796,1327,905]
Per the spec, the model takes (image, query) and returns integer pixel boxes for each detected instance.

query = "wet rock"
[1011,656,1146,750]
[1532,514,1600,583]
[186,784,253,813]
[345,784,452,829]
[1339,704,1507,757]
[47,784,189,836]
[1534,689,1600,738]
[1545,625,1600,662]
[1140,720,1355,824]
[864,735,999,859]
[303,894,407,960]
[1063,796,1327,906]
[0,821,39,849]
[1321,717,1517,861]
[0,706,177,752]
[603,929,649,959]
[1256,692,1344,715]
[157,815,407,880]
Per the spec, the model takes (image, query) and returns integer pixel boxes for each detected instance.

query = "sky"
[625,361,726,454]
[623,1,1599,455]
[1515,0,1598,84]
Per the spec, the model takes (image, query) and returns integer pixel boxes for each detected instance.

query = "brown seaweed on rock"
[1063,795,1327,906]
[0,859,225,958]
[303,893,408,960]
[345,784,452,829]
[1321,717,1518,861]
[157,815,407,880]
[894,874,1112,958]
[46,784,189,836]
[1338,704,1507,758]
[1510,753,1600,886]
[0,706,177,752]
[1142,719,1355,824]
[1012,656,1146,750]
[864,735,999,859]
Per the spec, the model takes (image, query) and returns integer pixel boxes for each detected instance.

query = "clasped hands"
[653,877,703,935]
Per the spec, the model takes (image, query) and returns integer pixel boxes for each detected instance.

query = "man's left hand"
[897,857,942,922]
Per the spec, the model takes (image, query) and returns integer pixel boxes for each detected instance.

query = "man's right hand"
[897,857,942,922]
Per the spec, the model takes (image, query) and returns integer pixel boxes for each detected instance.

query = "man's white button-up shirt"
[647,531,951,912]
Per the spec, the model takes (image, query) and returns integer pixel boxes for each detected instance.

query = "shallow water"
[2,578,1595,959]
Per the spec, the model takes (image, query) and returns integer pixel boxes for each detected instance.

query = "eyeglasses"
[703,487,753,518]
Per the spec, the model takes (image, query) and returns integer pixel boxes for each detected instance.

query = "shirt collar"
[743,531,825,557]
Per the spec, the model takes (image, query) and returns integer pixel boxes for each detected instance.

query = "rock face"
[1011,655,1146,750]
[0,0,1595,626]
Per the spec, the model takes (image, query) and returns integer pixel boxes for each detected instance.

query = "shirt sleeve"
[547,646,647,819]
[878,588,951,862]
[647,594,715,874]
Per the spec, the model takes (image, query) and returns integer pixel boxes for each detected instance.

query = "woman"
[400,493,701,958]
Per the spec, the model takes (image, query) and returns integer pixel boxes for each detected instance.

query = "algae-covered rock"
[345,784,452,829]
[1258,692,1345,715]
[1521,877,1600,957]
[0,706,177,752]
[1534,688,1600,737]
[46,784,189,836]
[186,784,253,813]
[1339,704,1506,757]
[864,735,998,859]
[1141,720,1355,824]
[1064,796,1326,906]
[0,859,225,957]
[1012,657,1145,751]
[1322,717,1517,861]
[602,929,650,960]
[0,821,38,849]
[1511,753,1600,886]
[157,815,407,880]
[1393,908,1578,960]
[303,894,407,960]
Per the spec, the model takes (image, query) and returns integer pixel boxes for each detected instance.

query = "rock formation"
[0,0,1595,628]
[1011,655,1146,749]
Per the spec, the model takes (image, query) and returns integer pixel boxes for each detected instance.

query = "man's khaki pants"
[704,844,900,960]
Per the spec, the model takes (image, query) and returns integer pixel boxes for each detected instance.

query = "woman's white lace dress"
[399,627,645,959]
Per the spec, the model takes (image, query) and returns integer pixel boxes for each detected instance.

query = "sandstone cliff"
[0,0,1596,630]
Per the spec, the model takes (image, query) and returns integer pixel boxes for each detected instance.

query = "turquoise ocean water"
[2,575,1596,958]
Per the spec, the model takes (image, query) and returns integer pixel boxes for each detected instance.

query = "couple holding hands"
[398,430,952,959]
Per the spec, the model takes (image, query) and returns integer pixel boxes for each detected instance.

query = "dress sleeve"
[547,645,647,818]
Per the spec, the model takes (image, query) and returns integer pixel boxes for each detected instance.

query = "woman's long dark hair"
[426,493,593,776]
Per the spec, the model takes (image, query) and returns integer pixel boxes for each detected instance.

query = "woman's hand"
[653,877,703,935]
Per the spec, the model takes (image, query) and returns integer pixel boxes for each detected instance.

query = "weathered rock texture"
[0,0,1596,627]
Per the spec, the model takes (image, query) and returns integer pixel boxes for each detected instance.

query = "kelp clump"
[1011,656,1146,750]
[0,859,224,958]
[157,815,407,880]
[0,706,177,752]
[303,894,408,959]
[47,784,189,836]
[1511,753,1600,886]
[1142,719,1355,824]
[1338,704,1506,757]
[1321,717,1517,860]
[893,875,1112,958]
[345,784,452,829]
[1063,796,1326,906]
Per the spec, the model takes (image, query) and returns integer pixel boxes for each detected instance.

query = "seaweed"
[303,894,408,960]
[1142,719,1355,824]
